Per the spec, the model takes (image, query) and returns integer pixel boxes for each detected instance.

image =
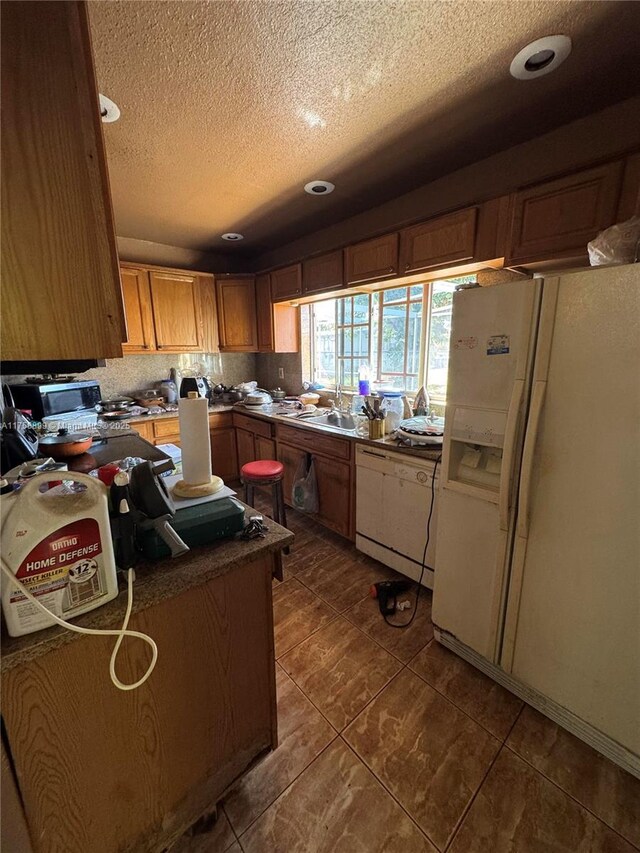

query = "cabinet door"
[121,267,156,353]
[400,208,477,275]
[255,436,276,461]
[236,428,256,470]
[345,233,398,284]
[302,250,344,295]
[216,278,258,352]
[277,443,307,505]
[211,428,238,481]
[1,1,126,361]
[506,161,624,265]
[256,273,274,351]
[270,264,302,301]
[149,271,202,352]
[312,454,351,538]
[133,420,155,442]
[198,275,219,353]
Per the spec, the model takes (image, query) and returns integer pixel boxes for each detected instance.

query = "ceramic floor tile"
[345,667,500,850]
[280,616,402,731]
[240,738,436,853]
[448,747,636,853]
[409,640,523,740]
[224,666,337,835]
[296,550,397,613]
[283,536,339,577]
[507,705,640,847]
[345,587,434,663]
[272,578,337,658]
[169,808,237,853]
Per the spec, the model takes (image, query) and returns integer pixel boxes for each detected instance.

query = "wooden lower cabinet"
[1,556,277,853]
[277,431,353,539]
[210,428,238,481]
[255,435,276,460]
[236,427,256,470]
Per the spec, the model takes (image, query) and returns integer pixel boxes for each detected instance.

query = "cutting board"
[163,473,237,509]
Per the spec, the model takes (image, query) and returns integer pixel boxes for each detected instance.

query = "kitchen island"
[1,509,293,853]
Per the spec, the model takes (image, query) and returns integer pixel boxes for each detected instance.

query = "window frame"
[306,276,470,398]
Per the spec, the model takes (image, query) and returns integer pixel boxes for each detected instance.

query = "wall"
[3,352,257,400]
[254,352,304,397]
[250,96,640,271]
[116,237,241,273]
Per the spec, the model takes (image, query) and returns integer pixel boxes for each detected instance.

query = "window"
[303,276,474,401]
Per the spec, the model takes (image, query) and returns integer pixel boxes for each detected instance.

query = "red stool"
[241,460,289,554]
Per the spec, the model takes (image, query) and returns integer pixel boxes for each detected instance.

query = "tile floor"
[173,500,640,853]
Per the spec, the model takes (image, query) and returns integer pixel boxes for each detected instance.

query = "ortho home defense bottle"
[1,473,119,637]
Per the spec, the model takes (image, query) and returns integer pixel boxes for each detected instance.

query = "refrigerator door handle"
[499,379,525,531]
[516,380,547,539]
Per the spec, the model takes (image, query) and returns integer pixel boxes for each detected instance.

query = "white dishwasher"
[355,444,440,588]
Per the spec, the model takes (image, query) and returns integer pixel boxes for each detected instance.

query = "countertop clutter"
[1,503,293,672]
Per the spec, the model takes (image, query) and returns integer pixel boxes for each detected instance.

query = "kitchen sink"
[302,411,356,432]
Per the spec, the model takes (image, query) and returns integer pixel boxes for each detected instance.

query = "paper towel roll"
[178,395,212,485]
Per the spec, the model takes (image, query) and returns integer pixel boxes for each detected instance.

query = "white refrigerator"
[432,264,640,776]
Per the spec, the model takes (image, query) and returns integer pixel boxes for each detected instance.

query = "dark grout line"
[501,743,640,851]
[339,736,441,851]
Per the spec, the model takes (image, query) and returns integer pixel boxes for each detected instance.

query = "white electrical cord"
[0,558,158,691]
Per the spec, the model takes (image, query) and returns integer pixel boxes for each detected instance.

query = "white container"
[1,473,119,636]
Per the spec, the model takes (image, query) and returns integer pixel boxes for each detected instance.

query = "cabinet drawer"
[153,417,180,438]
[400,208,477,274]
[276,424,351,461]
[208,412,232,430]
[232,412,273,439]
[345,233,398,284]
[507,161,624,265]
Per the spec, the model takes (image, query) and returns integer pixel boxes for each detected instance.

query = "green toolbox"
[138,497,246,559]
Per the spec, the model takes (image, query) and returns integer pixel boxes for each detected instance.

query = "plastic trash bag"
[292,455,319,513]
[588,216,640,266]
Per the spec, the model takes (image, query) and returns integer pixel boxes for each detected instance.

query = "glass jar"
[354,413,370,438]
[381,392,404,434]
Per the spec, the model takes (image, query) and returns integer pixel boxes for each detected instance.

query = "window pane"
[342,297,352,325]
[407,302,422,375]
[383,287,407,303]
[425,279,458,400]
[410,285,423,299]
[380,307,406,373]
[353,294,369,323]
[342,327,352,356]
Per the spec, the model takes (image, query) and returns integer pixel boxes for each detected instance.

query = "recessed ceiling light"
[510,35,572,80]
[221,232,244,241]
[99,94,120,123]
[304,180,335,196]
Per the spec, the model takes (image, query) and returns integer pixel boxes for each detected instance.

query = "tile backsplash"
[3,352,257,400]
[254,352,304,396]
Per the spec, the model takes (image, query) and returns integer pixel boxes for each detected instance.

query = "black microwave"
[4,380,101,421]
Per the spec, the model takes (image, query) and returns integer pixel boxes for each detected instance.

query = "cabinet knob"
[157,344,163,349]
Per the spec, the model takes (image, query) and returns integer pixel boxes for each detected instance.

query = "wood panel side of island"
[1,554,278,853]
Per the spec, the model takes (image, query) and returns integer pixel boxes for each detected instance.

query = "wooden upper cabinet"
[256,273,274,351]
[216,277,258,352]
[257,274,299,353]
[345,233,398,285]
[506,161,625,265]
[270,264,302,301]
[302,250,344,295]
[149,270,202,352]
[400,208,478,274]
[120,266,156,353]
[198,275,220,353]
[1,1,126,361]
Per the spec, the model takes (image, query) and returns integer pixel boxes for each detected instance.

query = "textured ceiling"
[89,1,640,256]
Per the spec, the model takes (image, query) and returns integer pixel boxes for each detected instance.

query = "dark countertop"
[1,502,293,673]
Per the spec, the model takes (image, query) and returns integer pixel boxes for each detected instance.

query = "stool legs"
[245,482,255,508]
[274,479,289,554]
